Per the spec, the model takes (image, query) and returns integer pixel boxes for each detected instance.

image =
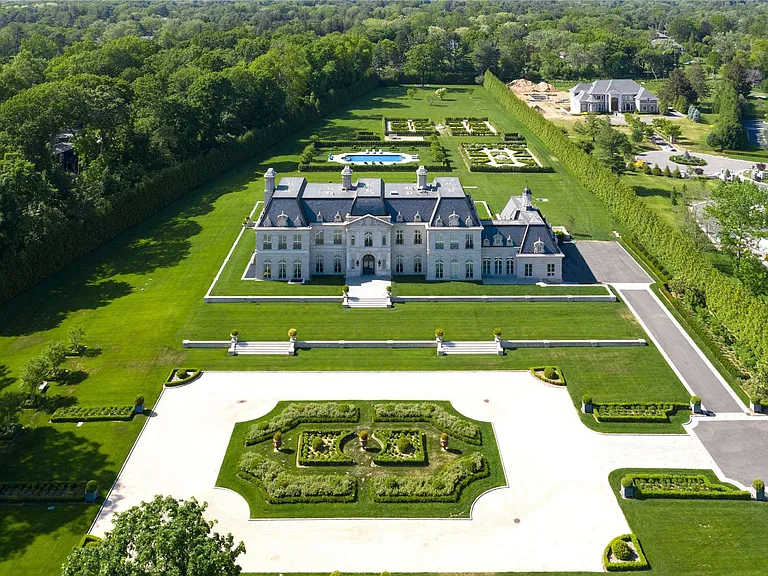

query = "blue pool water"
[342,153,407,163]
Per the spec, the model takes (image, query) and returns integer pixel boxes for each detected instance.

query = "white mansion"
[570,79,659,114]
[253,166,563,282]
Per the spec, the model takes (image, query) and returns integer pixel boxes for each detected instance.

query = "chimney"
[264,168,276,204]
[417,165,428,190]
[341,165,353,190]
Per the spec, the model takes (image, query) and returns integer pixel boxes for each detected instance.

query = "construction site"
[506,79,572,119]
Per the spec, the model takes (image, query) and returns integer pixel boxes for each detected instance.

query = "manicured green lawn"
[216,400,504,518]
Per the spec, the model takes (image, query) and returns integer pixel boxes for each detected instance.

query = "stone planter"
[621,485,634,499]
[289,336,297,344]
[751,401,762,413]
[581,401,593,414]
[690,401,702,414]
[753,488,766,501]
[134,404,145,414]
[494,335,501,343]
[85,490,99,503]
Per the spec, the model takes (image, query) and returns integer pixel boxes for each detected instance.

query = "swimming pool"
[329,151,419,165]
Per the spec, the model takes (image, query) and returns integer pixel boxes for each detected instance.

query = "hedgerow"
[372,403,481,444]
[245,402,360,445]
[623,473,750,500]
[238,452,357,503]
[370,452,487,502]
[50,405,134,423]
[372,429,426,466]
[0,481,89,502]
[592,402,688,423]
[484,70,768,373]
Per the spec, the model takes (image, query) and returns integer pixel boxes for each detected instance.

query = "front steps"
[439,341,503,356]
[344,297,391,308]
[230,341,295,355]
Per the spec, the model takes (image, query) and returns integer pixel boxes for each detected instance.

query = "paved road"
[692,420,768,486]
[562,241,652,284]
[637,149,755,176]
[621,289,742,413]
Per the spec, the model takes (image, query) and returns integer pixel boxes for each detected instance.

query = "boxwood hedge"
[372,403,481,445]
[297,430,355,466]
[0,481,88,503]
[372,429,427,466]
[592,402,689,423]
[623,473,750,500]
[246,402,359,445]
[603,534,649,572]
[50,405,134,423]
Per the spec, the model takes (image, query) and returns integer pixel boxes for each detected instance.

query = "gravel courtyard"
[90,371,717,573]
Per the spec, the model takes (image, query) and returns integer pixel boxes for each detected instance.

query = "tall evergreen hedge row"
[0,76,380,304]
[482,71,768,367]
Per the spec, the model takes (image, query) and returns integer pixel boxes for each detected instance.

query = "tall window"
[450,234,459,250]
[465,260,474,279]
[435,260,444,279]
[465,234,474,249]
[414,255,422,274]
[547,263,556,277]
[278,234,287,250]
[315,255,323,273]
[334,255,342,273]
[395,255,404,273]
[262,234,272,250]
[278,260,287,279]
[315,230,324,245]
[293,260,302,279]
[333,229,342,245]
[263,260,271,279]
[365,231,373,247]
[382,234,387,246]
[494,258,503,275]
[435,233,444,249]
[350,233,355,246]
[395,229,404,245]
[482,258,491,276]
[506,257,514,275]
[524,263,533,277]
[293,234,302,250]
[414,229,422,244]
[450,259,459,279]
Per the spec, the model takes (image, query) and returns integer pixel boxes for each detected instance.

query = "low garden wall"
[502,339,646,349]
[392,295,616,303]
[204,296,341,303]
[183,339,645,349]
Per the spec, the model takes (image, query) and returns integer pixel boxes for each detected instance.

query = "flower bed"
[0,481,88,503]
[592,402,689,423]
[372,402,481,444]
[603,534,649,572]
[530,366,565,385]
[245,402,360,445]
[670,153,707,166]
[383,117,435,136]
[459,141,550,173]
[372,429,426,466]
[238,452,357,503]
[165,368,201,387]
[297,430,355,466]
[50,405,134,423]
[622,473,751,500]
[370,452,488,502]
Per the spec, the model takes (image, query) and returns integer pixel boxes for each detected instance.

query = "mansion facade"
[570,79,659,114]
[253,166,563,283]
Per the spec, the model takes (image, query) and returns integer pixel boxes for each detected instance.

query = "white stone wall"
[515,255,563,282]
[255,229,311,280]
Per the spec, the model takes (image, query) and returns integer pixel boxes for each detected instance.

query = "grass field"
[0,84,689,574]
[216,400,505,519]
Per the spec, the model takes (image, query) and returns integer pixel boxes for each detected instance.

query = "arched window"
[494,258,503,275]
[465,260,474,279]
[450,259,459,279]
[315,230,324,245]
[482,258,491,276]
[333,255,342,273]
[506,257,514,275]
[315,255,324,273]
[395,255,404,274]
[293,260,302,279]
[435,260,444,279]
[414,255,422,274]
[350,234,355,246]
[263,260,272,279]
[364,231,373,247]
[278,260,287,279]
[382,234,387,246]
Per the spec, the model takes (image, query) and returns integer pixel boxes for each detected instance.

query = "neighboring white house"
[570,80,659,114]
[253,167,563,283]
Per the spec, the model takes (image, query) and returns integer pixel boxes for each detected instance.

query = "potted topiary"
[359,429,369,449]
[288,328,297,343]
[386,285,392,294]
[273,431,282,452]
[493,328,502,342]
[750,395,763,413]
[230,329,238,343]
[85,480,99,503]
[440,432,449,450]
[581,394,593,414]
[753,478,765,501]
[620,476,634,499]
[690,395,702,414]
[342,284,350,295]
[435,328,444,343]
[134,395,145,414]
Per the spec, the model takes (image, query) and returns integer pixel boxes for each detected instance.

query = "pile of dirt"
[507,79,556,93]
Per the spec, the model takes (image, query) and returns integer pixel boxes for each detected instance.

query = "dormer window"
[448,211,459,227]
[277,212,288,227]
[334,211,343,223]
[533,238,545,254]
[483,238,490,247]
[316,212,324,223]
[396,211,404,223]
[414,212,422,222]
[493,232,504,247]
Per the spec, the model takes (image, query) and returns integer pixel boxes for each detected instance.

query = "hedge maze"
[222,400,504,517]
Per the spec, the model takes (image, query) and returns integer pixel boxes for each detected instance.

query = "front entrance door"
[611,97,618,112]
[362,254,375,275]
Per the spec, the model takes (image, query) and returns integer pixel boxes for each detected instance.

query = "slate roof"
[570,79,658,101]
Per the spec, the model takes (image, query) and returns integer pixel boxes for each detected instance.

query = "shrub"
[627,473,750,500]
[435,328,444,338]
[385,285,392,293]
[372,402,481,444]
[603,534,649,572]
[288,328,297,338]
[0,481,90,503]
[78,534,103,548]
[620,476,633,488]
[493,327,502,337]
[312,436,325,452]
[690,395,701,405]
[177,369,188,379]
[273,431,281,442]
[543,366,558,380]
[396,436,413,454]
[246,402,360,445]
[230,330,239,337]
[85,480,98,493]
[670,153,707,166]
[592,402,689,423]
[165,368,201,387]
[612,538,632,561]
[50,405,134,423]
[440,432,449,442]
[373,429,426,465]
[753,478,765,491]
[342,284,349,293]
[298,430,354,465]
[358,429,368,441]
[134,395,144,406]
[582,395,593,405]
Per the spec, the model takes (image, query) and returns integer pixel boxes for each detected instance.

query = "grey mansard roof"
[571,79,658,102]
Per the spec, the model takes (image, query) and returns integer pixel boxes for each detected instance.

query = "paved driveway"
[91,371,714,574]
[562,241,652,284]
[637,149,755,176]
[692,419,768,486]
[620,289,743,413]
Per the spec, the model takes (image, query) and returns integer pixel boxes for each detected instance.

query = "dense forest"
[0,0,767,302]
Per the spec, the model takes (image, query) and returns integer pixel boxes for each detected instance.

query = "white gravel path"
[90,371,716,573]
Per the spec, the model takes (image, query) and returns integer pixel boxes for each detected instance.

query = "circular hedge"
[670,153,707,166]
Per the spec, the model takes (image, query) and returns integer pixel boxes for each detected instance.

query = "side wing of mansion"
[253,166,563,283]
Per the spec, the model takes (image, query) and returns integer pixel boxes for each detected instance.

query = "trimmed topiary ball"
[753,478,765,491]
[311,436,325,453]
[582,394,593,405]
[543,366,558,380]
[396,436,413,454]
[612,538,632,561]
[85,480,99,493]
